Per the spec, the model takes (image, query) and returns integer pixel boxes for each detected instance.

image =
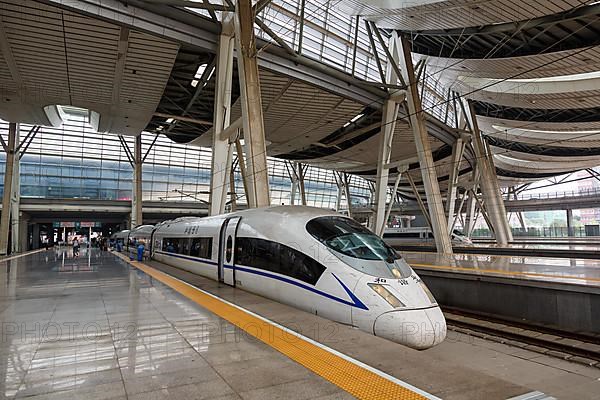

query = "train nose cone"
[373,306,447,350]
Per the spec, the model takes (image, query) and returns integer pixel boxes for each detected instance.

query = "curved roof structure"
[377,0,600,187]
[3,0,598,197]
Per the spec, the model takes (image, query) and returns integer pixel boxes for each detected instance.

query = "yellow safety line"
[0,248,46,263]
[410,263,600,284]
[117,254,429,400]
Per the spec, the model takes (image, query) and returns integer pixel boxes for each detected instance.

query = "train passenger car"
[111,230,130,250]
[383,226,472,247]
[127,225,155,258]
[150,206,446,349]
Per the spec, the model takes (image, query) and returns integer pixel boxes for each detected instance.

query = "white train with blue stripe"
[117,206,446,349]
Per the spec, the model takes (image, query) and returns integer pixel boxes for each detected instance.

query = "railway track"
[444,309,600,368]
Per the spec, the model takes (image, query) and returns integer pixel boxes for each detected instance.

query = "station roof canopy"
[0,0,598,188]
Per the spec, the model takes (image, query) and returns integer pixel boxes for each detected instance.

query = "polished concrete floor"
[2,248,599,399]
[0,248,352,399]
[402,251,600,286]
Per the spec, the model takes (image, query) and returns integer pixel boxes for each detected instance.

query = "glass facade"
[0,113,371,209]
[188,0,386,83]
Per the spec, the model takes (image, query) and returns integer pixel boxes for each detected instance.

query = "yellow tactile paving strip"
[0,248,45,263]
[117,254,430,400]
[410,263,600,284]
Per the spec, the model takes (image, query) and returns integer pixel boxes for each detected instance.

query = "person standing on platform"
[72,237,80,258]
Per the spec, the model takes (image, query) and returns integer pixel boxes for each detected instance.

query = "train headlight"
[368,283,405,308]
[419,281,437,305]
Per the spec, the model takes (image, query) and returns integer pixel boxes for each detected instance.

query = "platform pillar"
[131,135,143,228]
[209,12,235,216]
[18,214,28,252]
[398,35,452,254]
[373,32,403,237]
[446,137,466,233]
[0,123,18,255]
[566,209,574,237]
[10,128,20,254]
[464,100,512,245]
[373,99,400,236]
[464,191,477,237]
[234,0,270,208]
[32,223,40,250]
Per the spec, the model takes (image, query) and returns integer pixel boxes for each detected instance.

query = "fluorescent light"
[342,113,364,128]
[195,63,207,79]
[166,118,174,123]
[350,113,364,123]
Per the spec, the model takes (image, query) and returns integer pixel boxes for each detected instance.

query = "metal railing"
[473,226,600,238]
[509,187,600,201]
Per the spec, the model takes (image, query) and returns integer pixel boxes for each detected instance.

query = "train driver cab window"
[306,216,412,278]
[307,216,400,262]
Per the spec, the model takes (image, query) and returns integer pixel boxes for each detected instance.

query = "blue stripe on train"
[153,250,368,310]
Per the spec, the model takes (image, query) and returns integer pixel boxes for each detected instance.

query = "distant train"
[383,226,472,247]
[111,206,446,349]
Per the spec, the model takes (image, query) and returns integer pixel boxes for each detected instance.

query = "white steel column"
[373,99,400,235]
[290,181,297,205]
[297,163,307,206]
[398,35,453,254]
[379,166,406,236]
[373,31,403,236]
[10,128,20,254]
[446,136,466,233]
[209,13,235,216]
[234,0,270,208]
[464,100,512,245]
[131,135,143,228]
[0,123,17,255]
[343,173,353,218]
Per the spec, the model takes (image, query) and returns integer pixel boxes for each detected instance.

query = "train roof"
[230,205,339,220]
[130,224,155,233]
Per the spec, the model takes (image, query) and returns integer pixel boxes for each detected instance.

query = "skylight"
[343,113,364,128]
[191,63,215,87]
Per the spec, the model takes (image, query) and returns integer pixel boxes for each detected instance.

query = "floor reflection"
[0,248,282,399]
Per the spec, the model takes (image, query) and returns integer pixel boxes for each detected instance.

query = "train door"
[218,217,241,286]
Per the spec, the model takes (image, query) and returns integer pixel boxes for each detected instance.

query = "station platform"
[1,248,598,399]
[402,251,600,338]
[402,252,600,287]
[394,242,600,260]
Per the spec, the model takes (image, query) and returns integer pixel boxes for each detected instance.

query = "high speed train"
[383,226,472,247]
[113,206,446,349]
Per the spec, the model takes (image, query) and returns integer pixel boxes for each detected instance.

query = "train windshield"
[452,229,465,237]
[306,216,400,263]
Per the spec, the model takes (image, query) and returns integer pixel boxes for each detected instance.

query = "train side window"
[226,236,233,263]
[181,238,191,255]
[190,237,212,259]
[235,237,325,285]
[163,238,182,254]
